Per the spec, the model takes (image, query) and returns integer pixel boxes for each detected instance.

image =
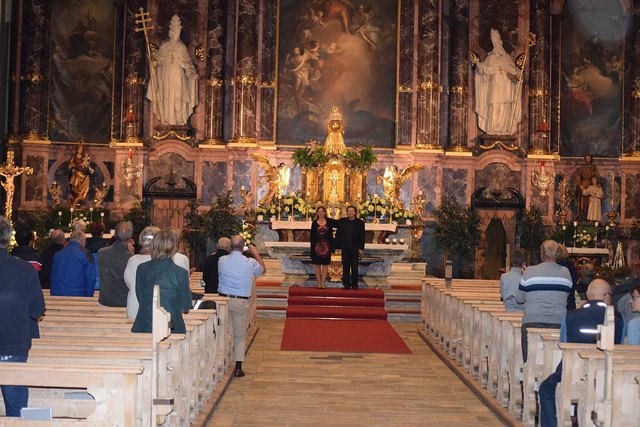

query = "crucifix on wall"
[0,151,33,223]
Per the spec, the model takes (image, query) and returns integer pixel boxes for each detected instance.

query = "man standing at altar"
[335,206,365,290]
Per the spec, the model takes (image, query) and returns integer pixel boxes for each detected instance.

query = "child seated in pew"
[626,285,640,344]
[500,248,527,312]
[538,279,623,427]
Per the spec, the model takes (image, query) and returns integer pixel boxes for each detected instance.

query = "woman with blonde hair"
[310,206,337,288]
[131,229,192,333]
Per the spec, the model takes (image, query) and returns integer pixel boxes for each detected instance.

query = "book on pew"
[20,407,52,420]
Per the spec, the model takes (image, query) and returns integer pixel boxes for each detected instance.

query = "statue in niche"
[473,29,521,135]
[582,176,603,222]
[146,15,198,126]
[573,155,599,220]
[68,141,94,207]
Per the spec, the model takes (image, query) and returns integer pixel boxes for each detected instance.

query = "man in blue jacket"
[51,230,97,296]
[0,216,46,416]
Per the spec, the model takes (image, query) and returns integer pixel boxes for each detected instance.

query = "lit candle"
[128,149,132,159]
[594,221,598,227]
[53,181,57,185]
[100,212,105,219]
[70,208,74,214]
[385,238,390,244]
[392,238,398,244]
[399,238,405,244]
[418,190,423,196]
[374,193,378,199]
[58,211,62,217]
[240,186,245,191]
[605,225,610,231]
[573,221,578,227]
[562,225,566,230]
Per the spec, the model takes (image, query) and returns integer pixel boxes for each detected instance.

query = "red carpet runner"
[280,287,412,354]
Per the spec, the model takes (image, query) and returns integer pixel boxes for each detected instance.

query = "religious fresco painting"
[49,0,115,143]
[276,0,398,148]
[559,0,629,158]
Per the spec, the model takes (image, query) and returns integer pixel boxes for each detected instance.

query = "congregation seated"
[538,279,623,427]
[40,228,65,289]
[626,284,640,344]
[98,221,134,307]
[499,248,527,312]
[85,221,108,253]
[611,265,640,337]
[132,229,192,334]
[50,230,97,297]
[10,225,44,285]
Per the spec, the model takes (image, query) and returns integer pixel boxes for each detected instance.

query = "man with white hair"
[51,230,97,296]
[0,216,45,416]
[538,279,623,427]
[516,239,573,361]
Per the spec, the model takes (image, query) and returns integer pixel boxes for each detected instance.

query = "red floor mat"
[286,305,388,320]
[287,296,385,308]
[280,318,411,354]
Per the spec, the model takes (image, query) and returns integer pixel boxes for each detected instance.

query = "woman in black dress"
[310,206,336,288]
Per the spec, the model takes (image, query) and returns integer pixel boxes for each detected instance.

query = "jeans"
[539,361,563,427]
[0,354,29,417]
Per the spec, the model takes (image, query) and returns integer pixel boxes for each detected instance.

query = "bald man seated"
[537,279,623,427]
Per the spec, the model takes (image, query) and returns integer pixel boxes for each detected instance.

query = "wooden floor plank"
[202,319,505,426]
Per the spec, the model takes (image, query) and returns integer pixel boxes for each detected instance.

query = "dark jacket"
[0,248,46,356]
[132,258,192,334]
[41,242,64,289]
[334,217,365,253]
[51,240,97,297]
[86,236,108,254]
[98,242,133,307]
[11,245,44,286]
[202,249,229,294]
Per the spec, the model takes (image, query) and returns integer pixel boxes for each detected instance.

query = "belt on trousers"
[219,293,249,300]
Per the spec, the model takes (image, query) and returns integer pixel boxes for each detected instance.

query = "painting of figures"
[559,0,629,158]
[276,0,398,148]
[49,0,114,143]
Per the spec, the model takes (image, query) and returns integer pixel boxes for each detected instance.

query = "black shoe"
[234,368,245,377]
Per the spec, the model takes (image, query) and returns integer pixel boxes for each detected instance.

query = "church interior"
[1,0,640,425]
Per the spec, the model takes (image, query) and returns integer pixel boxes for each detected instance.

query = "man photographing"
[218,235,265,378]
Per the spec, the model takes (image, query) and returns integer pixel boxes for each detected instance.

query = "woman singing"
[310,206,336,288]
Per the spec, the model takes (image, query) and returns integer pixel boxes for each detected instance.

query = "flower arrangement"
[357,195,415,223]
[239,221,257,245]
[574,224,597,248]
[257,194,317,220]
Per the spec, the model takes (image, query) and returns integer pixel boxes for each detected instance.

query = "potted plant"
[432,196,481,278]
[519,206,546,264]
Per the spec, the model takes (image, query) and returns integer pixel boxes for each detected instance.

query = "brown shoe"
[234,368,245,378]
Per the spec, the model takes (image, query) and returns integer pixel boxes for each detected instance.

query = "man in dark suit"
[202,237,231,294]
[334,205,365,290]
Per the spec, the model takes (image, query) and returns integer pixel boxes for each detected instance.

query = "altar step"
[255,286,421,322]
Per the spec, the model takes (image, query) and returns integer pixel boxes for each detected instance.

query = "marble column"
[204,0,227,144]
[9,0,50,140]
[231,0,258,144]
[396,0,416,148]
[447,0,470,152]
[527,0,551,154]
[416,0,442,150]
[258,0,277,145]
[625,2,640,157]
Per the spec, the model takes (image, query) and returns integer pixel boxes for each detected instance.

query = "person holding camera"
[218,235,265,378]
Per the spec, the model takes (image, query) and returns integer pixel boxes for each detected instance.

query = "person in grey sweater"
[516,240,572,362]
[500,248,528,312]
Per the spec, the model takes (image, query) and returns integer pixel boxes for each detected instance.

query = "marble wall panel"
[477,0,519,55]
[201,161,227,205]
[474,162,520,191]
[624,174,640,219]
[417,166,438,214]
[25,155,44,202]
[231,159,252,203]
[442,168,468,204]
[529,185,549,216]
